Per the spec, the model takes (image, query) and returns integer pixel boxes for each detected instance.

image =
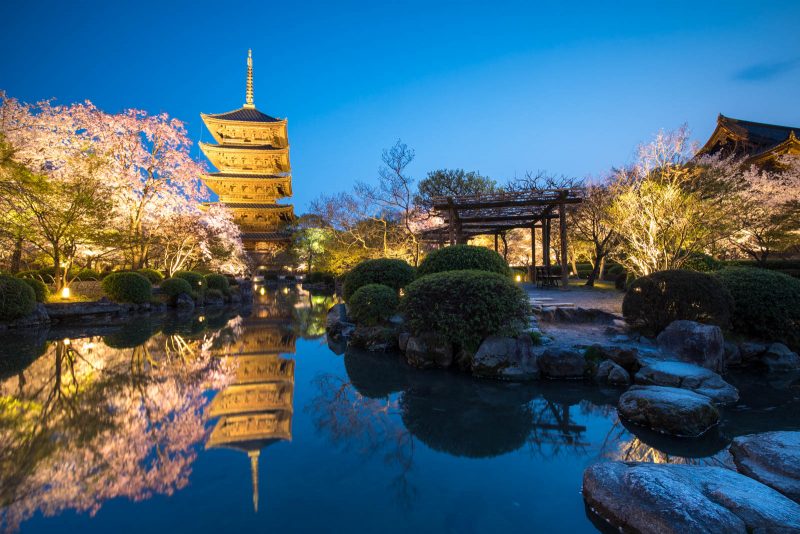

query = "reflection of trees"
[307,372,417,508]
[0,321,237,532]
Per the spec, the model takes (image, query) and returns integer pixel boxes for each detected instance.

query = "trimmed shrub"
[137,268,164,284]
[205,273,230,295]
[0,275,37,320]
[715,267,800,349]
[174,271,206,293]
[343,258,415,302]
[160,277,193,302]
[305,272,335,285]
[75,268,102,281]
[417,245,510,278]
[207,288,225,300]
[401,270,531,350]
[20,278,49,303]
[349,284,399,326]
[622,270,733,336]
[682,252,722,273]
[101,272,152,304]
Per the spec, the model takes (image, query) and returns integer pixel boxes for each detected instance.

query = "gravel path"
[524,283,624,315]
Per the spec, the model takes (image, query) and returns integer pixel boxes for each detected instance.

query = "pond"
[1,287,798,533]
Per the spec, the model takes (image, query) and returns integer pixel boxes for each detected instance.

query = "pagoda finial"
[244,49,255,109]
[249,450,260,513]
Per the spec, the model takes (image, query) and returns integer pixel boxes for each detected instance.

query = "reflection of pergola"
[421,188,584,286]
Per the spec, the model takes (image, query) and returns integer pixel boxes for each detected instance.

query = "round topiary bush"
[401,270,531,350]
[160,277,194,302]
[682,252,722,273]
[343,258,415,302]
[622,269,733,337]
[75,268,102,281]
[19,277,49,303]
[417,244,510,278]
[174,271,206,293]
[0,275,37,320]
[205,273,230,295]
[137,268,164,284]
[101,272,152,304]
[715,267,800,349]
[348,284,399,326]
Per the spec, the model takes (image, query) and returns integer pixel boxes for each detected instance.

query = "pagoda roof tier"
[697,115,800,163]
[202,107,283,123]
[221,202,292,209]
[200,142,290,174]
[205,172,290,179]
[242,231,292,241]
[207,411,293,449]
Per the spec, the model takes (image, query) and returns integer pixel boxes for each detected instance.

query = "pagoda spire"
[244,49,255,109]
[249,450,260,512]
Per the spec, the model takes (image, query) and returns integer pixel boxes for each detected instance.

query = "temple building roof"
[205,172,290,179]
[203,107,282,123]
[697,115,800,164]
[241,231,292,241]
[221,203,287,209]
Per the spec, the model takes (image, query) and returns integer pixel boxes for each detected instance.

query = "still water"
[1,287,798,533]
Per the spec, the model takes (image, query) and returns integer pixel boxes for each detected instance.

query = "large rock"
[739,341,768,363]
[348,325,397,352]
[618,385,720,437]
[595,359,630,386]
[326,303,354,341]
[730,431,800,504]
[724,341,742,367]
[5,303,51,328]
[538,348,586,379]
[405,333,453,369]
[541,306,620,324]
[587,344,640,373]
[656,320,725,373]
[762,343,800,372]
[471,335,539,381]
[635,361,739,404]
[582,462,800,533]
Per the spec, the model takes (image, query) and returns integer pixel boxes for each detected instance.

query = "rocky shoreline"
[327,302,800,531]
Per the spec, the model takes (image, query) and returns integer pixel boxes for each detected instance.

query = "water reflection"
[0,317,237,532]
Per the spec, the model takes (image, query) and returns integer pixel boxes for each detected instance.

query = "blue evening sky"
[1,1,799,211]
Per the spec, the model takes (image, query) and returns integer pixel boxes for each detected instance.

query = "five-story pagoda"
[200,50,294,267]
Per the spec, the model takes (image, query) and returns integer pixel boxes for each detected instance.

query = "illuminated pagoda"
[206,301,296,512]
[200,49,295,267]
[696,115,800,167]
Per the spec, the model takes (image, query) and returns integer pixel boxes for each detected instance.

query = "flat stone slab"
[730,431,800,504]
[635,361,739,404]
[583,462,800,533]
[618,385,720,437]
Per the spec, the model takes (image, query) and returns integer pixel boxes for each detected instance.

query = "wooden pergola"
[421,188,584,287]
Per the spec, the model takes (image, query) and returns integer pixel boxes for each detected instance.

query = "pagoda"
[200,50,295,267]
[206,292,297,513]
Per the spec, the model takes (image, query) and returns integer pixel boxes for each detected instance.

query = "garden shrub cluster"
[348,284,399,326]
[174,271,206,293]
[622,269,733,337]
[343,258,415,301]
[160,277,194,301]
[0,275,36,320]
[101,272,152,304]
[21,278,49,303]
[682,252,722,273]
[207,288,225,301]
[305,272,335,286]
[137,268,164,284]
[416,245,510,278]
[401,270,531,350]
[715,267,800,349]
[205,273,230,295]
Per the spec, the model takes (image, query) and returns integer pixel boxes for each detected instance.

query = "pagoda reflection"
[206,287,297,512]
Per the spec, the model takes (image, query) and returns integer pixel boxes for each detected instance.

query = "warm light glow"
[198,316,205,323]
[259,287,266,296]
[61,287,71,299]
[515,274,522,282]
[63,338,71,346]
[282,287,289,294]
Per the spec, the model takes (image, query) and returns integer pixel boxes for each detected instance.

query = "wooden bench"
[535,266,561,288]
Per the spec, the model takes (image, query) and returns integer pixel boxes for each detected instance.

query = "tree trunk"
[10,236,23,273]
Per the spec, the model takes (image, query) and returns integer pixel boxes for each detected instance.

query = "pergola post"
[448,203,456,246]
[494,233,499,253]
[543,218,551,271]
[529,226,536,284]
[559,201,568,288]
